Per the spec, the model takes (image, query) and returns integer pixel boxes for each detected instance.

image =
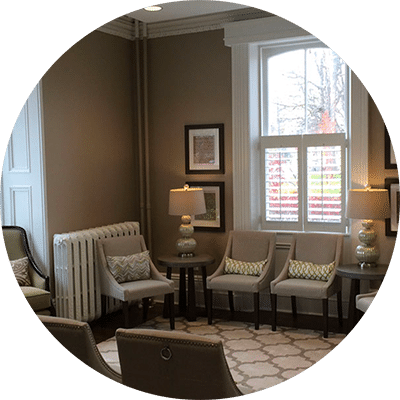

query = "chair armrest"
[256,237,276,291]
[207,233,234,283]
[270,236,295,292]
[29,266,48,291]
[207,258,226,282]
[96,245,127,300]
[357,290,378,300]
[150,260,173,285]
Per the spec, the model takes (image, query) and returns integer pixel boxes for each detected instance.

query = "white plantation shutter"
[303,133,346,232]
[265,147,299,222]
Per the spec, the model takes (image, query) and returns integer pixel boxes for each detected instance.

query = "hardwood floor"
[89,302,347,344]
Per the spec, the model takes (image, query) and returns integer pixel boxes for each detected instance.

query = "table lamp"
[346,186,390,267]
[169,184,206,257]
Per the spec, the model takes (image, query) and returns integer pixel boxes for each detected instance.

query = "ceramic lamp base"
[355,220,379,267]
[176,215,197,257]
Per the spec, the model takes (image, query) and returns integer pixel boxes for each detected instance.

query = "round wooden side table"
[336,263,388,331]
[158,254,215,321]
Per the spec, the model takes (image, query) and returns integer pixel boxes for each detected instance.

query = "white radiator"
[53,221,140,322]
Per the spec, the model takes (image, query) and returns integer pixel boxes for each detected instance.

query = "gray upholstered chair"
[97,235,175,329]
[39,315,121,383]
[3,225,54,315]
[356,290,378,313]
[207,230,276,329]
[116,328,242,399]
[270,233,344,338]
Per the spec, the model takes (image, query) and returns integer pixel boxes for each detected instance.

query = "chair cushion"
[207,274,261,292]
[288,260,335,281]
[120,279,174,301]
[11,257,31,286]
[21,286,51,311]
[224,256,267,276]
[106,251,151,283]
[273,278,329,299]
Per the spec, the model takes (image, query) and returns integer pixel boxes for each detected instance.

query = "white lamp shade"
[346,188,390,220]
[169,186,206,216]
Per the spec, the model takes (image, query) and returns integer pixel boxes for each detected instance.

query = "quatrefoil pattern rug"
[97,316,345,394]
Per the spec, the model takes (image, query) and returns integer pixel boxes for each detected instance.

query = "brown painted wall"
[368,97,398,265]
[146,30,233,273]
[42,31,140,250]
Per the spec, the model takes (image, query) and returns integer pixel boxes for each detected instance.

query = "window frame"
[260,40,349,233]
[225,16,369,234]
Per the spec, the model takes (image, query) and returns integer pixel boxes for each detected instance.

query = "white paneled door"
[1,83,49,274]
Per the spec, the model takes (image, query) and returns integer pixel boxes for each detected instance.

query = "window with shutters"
[260,42,349,232]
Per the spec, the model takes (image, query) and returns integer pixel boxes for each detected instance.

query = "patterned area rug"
[97,316,345,395]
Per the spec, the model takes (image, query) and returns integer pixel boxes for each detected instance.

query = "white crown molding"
[97,8,273,40]
[97,15,136,41]
[224,16,312,46]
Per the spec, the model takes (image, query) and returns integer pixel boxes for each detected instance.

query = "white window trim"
[225,16,368,231]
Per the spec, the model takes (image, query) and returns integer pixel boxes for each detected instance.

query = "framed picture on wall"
[185,124,224,174]
[385,126,397,169]
[385,178,399,236]
[186,181,225,232]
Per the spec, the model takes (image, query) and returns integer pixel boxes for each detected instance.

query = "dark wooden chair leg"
[49,301,56,316]
[163,267,172,318]
[207,289,213,325]
[101,294,107,317]
[169,293,175,330]
[271,293,277,331]
[337,291,343,327]
[201,266,208,313]
[123,301,130,328]
[323,298,329,338]
[187,267,196,322]
[254,292,260,330]
[291,295,297,319]
[142,297,150,322]
[228,291,235,315]
[163,294,170,319]
[179,268,187,315]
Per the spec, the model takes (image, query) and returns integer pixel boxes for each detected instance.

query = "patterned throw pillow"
[223,256,267,277]
[106,251,151,283]
[288,259,335,281]
[11,257,31,286]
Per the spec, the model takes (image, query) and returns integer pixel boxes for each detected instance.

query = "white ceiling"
[127,1,249,23]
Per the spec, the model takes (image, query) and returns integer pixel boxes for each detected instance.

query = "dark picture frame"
[385,178,399,237]
[186,181,225,232]
[185,124,225,174]
[385,126,397,169]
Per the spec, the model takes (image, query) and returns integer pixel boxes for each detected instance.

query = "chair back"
[97,234,145,258]
[229,230,275,262]
[116,328,242,399]
[39,315,121,383]
[294,233,343,265]
[2,226,28,260]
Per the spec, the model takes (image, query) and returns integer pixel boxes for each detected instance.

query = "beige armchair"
[356,290,378,313]
[270,233,344,338]
[97,234,175,329]
[116,328,242,399]
[39,315,121,383]
[3,225,54,315]
[207,230,276,329]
